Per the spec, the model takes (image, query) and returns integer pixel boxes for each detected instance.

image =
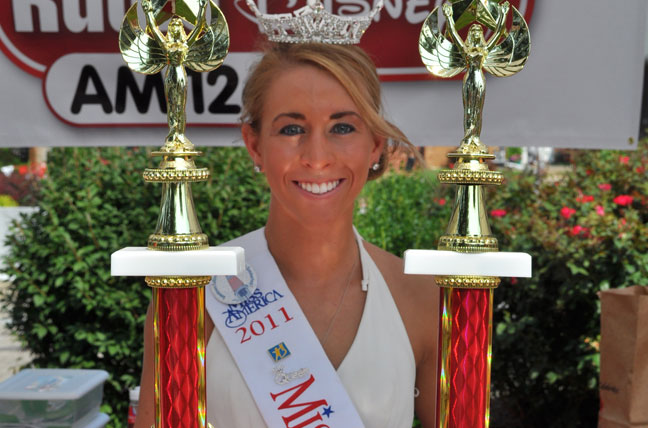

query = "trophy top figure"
[119,0,229,155]
[419,0,530,158]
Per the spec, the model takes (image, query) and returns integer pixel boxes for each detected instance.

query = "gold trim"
[438,169,503,185]
[153,288,161,428]
[438,235,498,252]
[435,275,501,289]
[145,276,212,288]
[447,152,496,160]
[485,290,494,428]
[147,233,209,251]
[143,168,210,183]
[438,288,452,428]
[197,288,207,428]
[150,150,203,157]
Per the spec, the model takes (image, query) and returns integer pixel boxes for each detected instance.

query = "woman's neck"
[264,209,359,290]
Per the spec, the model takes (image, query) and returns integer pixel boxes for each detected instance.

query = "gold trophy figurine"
[420,0,529,157]
[121,0,229,154]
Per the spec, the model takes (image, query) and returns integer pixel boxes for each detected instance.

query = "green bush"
[355,170,454,255]
[3,140,647,427]
[484,140,648,427]
[357,140,648,427]
[1,146,268,427]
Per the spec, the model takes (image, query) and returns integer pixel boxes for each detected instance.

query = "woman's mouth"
[296,179,342,195]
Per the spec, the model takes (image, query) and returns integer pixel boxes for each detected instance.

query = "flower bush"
[1,147,268,427]
[0,163,45,206]
[3,139,647,427]
[483,139,648,427]
[358,139,648,427]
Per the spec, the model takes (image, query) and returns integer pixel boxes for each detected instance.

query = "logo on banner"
[0,0,534,126]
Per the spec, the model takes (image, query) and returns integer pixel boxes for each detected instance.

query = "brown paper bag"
[599,286,648,428]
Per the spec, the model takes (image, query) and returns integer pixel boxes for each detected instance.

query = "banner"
[0,0,644,149]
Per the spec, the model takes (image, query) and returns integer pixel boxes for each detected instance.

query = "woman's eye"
[279,125,305,136]
[331,123,356,134]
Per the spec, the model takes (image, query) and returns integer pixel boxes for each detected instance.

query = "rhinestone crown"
[246,0,384,44]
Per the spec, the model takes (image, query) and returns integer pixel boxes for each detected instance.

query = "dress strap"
[353,227,370,292]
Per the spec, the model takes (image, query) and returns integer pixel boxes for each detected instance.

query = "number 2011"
[236,307,294,344]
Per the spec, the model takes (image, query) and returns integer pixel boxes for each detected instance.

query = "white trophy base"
[110,246,244,277]
[404,250,531,277]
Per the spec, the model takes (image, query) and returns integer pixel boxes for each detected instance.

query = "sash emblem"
[269,342,291,362]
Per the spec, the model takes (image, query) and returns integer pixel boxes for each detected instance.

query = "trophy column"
[112,1,234,427]
[407,1,532,426]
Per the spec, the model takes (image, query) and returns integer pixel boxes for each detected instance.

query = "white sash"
[207,229,366,428]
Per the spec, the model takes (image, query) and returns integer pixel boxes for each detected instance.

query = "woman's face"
[243,64,384,226]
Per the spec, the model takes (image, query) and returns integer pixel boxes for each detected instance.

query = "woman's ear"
[371,135,387,166]
[242,123,262,170]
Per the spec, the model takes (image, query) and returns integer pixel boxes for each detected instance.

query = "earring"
[254,165,261,173]
[371,162,380,171]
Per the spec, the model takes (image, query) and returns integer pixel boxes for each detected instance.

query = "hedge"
[3,140,647,426]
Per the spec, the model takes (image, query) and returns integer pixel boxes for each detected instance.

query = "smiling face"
[243,65,384,226]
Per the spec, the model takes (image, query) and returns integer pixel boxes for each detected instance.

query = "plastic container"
[0,369,108,427]
[72,411,110,428]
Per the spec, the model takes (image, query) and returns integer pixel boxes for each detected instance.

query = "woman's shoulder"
[362,240,437,301]
[362,240,439,363]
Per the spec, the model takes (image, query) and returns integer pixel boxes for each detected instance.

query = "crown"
[246,0,384,44]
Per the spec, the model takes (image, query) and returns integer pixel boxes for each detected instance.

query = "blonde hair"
[241,43,418,179]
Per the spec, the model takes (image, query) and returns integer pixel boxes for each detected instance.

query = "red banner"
[0,0,534,127]
[0,0,534,78]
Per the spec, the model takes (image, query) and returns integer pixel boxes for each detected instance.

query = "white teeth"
[298,180,340,195]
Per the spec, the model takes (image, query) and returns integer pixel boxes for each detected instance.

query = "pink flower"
[576,195,594,203]
[598,183,612,191]
[636,166,645,174]
[438,198,446,206]
[17,165,28,175]
[569,225,590,237]
[560,206,576,219]
[490,209,507,218]
[30,162,47,178]
[619,155,630,164]
[595,205,605,216]
[613,195,633,206]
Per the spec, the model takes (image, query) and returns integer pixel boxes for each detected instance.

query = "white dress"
[205,228,416,427]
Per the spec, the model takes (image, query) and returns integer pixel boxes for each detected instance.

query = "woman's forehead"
[262,65,360,117]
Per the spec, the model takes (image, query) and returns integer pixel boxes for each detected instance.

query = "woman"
[136,43,439,428]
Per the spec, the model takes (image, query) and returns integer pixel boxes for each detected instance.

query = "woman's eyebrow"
[272,112,305,123]
[330,111,360,120]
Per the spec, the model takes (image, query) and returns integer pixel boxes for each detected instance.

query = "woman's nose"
[300,131,334,169]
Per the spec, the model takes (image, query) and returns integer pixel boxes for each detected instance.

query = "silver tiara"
[246,0,384,44]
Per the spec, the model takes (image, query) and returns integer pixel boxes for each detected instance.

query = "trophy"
[111,1,243,427]
[405,1,532,427]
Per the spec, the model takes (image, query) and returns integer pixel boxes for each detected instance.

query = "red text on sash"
[270,375,331,428]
